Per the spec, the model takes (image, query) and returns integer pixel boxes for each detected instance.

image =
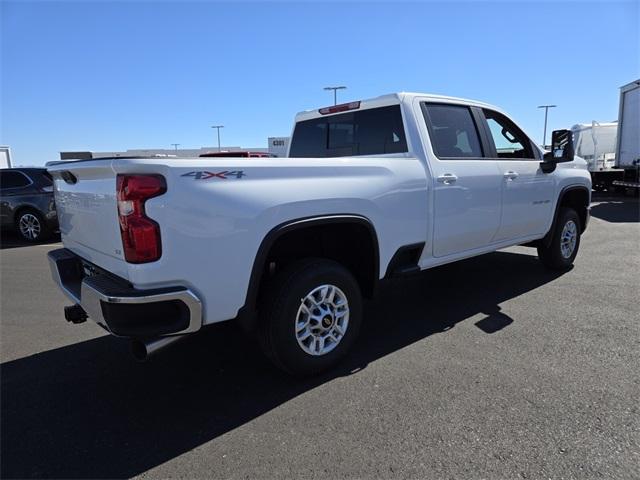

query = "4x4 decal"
[181,170,246,180]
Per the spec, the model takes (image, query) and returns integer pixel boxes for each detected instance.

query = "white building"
[61,146,265,160]
[60,137,292,160]
[268,137,290,157]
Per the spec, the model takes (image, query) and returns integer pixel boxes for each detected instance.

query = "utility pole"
[537,105,557,148]
[323,86,347,105]
[170,143,180,152]
[211,125,224,151]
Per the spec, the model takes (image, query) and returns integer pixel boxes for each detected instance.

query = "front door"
[422,103,503,258]
[481,109,555,241]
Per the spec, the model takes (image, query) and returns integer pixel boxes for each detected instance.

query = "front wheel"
[537,207,581,270]
[258,258,363,376]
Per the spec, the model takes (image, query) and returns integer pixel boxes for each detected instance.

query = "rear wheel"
[258,258,362,376]
[537,207,581,270]
[15,209,50,243]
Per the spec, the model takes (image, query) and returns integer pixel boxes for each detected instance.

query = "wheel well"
[248,218,379,314]
[559,187,589,231]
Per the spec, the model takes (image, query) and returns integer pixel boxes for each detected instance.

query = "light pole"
[537,105,557,148]
[323,86,347,105]
[170,143,180,152]
[211,125,224,151]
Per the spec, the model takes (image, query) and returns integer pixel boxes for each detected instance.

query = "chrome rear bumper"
[48,248,202,337]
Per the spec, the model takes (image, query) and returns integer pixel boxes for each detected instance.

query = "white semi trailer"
[613,79,640,192]
[572,121,620,191]
[0,146,12,169]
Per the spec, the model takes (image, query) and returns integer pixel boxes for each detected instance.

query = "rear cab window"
[289,105,408,158]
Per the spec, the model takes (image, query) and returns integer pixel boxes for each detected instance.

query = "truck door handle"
[437,173,458,184]
[504,171,519,180]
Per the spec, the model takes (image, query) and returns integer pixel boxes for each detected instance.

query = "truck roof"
[294,92,503,122]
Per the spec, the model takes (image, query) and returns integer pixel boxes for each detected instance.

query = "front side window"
[422,104,484,158]
[0,171,31,190]
[483,110,535,159]
[289,105,408,158]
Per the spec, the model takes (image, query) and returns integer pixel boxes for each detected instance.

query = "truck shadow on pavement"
[1,251,564,479]
[589,195,640,223]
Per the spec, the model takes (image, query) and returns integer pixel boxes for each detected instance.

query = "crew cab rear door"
[421,102,503,257]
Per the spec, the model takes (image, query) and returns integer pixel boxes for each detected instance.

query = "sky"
[1,0,639,166]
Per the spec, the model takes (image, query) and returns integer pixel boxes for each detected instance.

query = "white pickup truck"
[47,92,591,375]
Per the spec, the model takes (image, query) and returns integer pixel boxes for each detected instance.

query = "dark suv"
[0,168,58,242]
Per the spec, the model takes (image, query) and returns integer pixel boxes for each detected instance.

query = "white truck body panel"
[0,146,12,169]
[615,80,640,168]
[48,92,591,330]
[51,155,429,323]
[53,161,128,277]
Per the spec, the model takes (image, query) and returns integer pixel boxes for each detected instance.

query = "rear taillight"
[116,174,166,263]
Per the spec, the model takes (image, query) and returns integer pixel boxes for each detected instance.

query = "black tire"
[14,209,50,243]
[537,207,581,270]
[258,258,363,376]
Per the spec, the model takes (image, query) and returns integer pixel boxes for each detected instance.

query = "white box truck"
[613,79,640,192]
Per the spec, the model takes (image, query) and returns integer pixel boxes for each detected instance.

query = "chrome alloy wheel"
[560,220,578,259]
[19,213,41,240]
[295,284,349,356]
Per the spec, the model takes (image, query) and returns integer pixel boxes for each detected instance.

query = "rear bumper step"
[47,248,202,337]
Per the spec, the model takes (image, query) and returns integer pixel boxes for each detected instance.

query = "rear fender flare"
[239,214,380,320]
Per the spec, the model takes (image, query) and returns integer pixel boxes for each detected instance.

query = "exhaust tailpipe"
[131,335,186,361]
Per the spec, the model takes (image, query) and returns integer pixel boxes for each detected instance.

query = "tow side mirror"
[541,129,574,173]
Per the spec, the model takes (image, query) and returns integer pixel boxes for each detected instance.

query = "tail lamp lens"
[116,174,166,263]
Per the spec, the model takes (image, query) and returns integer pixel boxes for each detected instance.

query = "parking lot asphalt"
[1,195,639,479]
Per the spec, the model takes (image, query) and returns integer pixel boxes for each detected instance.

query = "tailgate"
[48,160,129,278]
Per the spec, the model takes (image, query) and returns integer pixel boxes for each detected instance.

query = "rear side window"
[0,171,31,189]
[289,105,408,158]
[422,104,484,158]
[40,171,53,186]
